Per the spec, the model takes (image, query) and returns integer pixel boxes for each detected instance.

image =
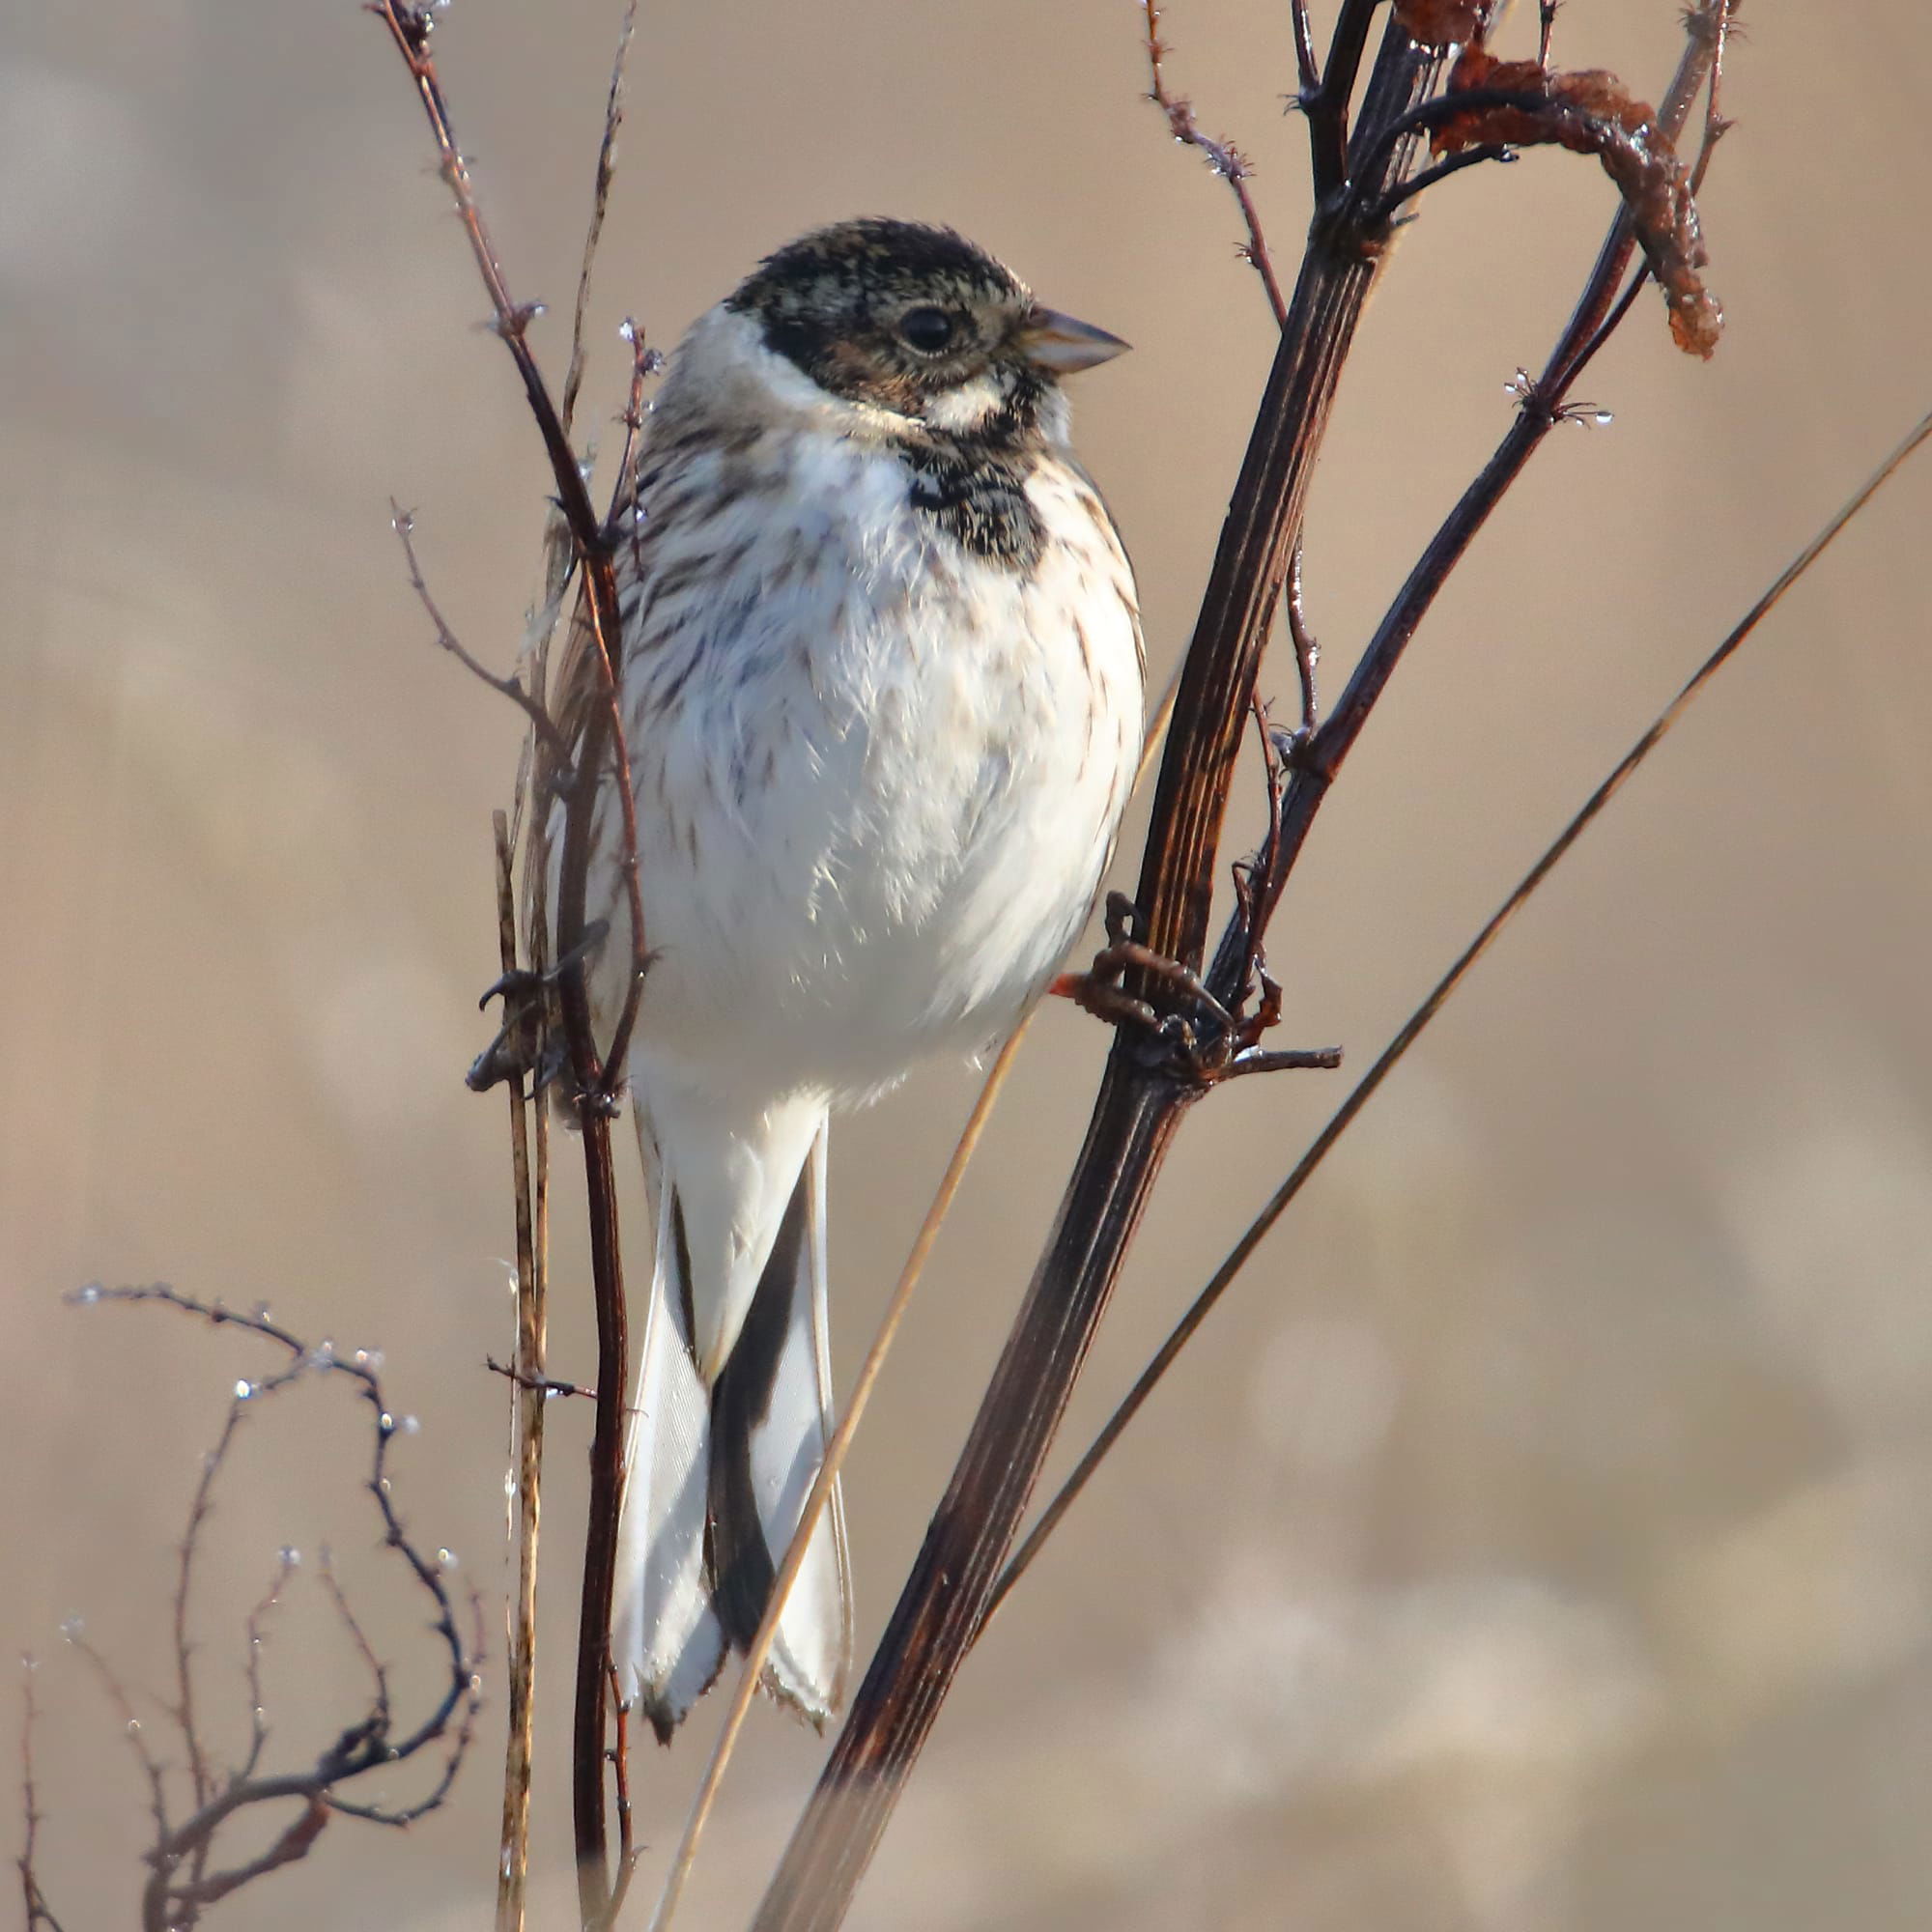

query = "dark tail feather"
[707,1172,810,1648]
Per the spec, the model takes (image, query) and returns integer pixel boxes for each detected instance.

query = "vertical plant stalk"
[749,15,1441,1928]
[493,811,546,1932]
[367,9,648,1919]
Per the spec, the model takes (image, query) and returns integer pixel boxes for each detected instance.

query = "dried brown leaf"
[1435,49,1722,357]
[1394,0,1493,46]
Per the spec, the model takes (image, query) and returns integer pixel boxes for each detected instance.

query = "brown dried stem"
[393,503,574,767]
[1215,1,1732,1003]
[492,812,547,1932]
[1143,2,1288,324]
[751,5,1739,1923]
[17,1665,64,1932]
[366,9,647,1916]
[561,0,638,438]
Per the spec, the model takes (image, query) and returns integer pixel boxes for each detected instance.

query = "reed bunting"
[564,217,1145,1739]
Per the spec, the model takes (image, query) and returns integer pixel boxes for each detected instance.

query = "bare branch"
[993,403,1932,1615]
[62,1283,483,1930]
[239,1550,299,1781]
[561,0,639,437]
[487,1355,593,1401]
[393,503,575,765]
[18,1663,66,1932]
[1142,2,1288,324]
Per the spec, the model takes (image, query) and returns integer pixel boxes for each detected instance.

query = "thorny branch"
[48,1284,482,1932]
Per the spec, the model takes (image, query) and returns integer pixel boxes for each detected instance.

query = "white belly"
[596,426,1143,1107]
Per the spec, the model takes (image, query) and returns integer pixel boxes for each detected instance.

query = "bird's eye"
[897,306,956,355]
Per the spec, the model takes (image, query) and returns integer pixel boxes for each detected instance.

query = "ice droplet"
[59,1616,83,1643]
[251,1301,272,1323]
[379,1412,395,1435]
[398,1414,421,1436]
[73,1283,102,1305]
[437,1548,458,1572]
[234,1379,256,1402]
[278,1546,301,1568]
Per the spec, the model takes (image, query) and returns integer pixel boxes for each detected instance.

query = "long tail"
[612,1084,853,1742]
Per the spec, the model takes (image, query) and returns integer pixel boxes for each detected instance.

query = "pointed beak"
[1018,304,1130,375]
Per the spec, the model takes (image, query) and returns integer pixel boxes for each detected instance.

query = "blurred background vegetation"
[3,4,1928,1925]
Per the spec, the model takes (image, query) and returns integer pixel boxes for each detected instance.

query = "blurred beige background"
[5,3,1930,1926]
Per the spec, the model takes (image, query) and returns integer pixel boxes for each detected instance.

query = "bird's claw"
[1055,895,1342,1087]
[1053,894,1234,1081]
[475,920,611,1012]
[467,921,611,1094]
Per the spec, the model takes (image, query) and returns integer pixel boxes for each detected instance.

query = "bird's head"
[722,217,1126,441]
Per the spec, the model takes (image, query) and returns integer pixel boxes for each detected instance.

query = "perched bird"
[562,217,1145,1741]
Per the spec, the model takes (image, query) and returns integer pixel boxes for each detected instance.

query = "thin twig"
[560,0,638,438]
[393,503,574,766]
[487,1357,594,1401]
[1376,139,1514,215]
[369,4,603,544]
[239,1550,298,1781]
[1143,2,1289,324]
[64,1285,482,1930]
[169,1388,238,1897]
[993,405,1932,1613]
[18,1663,66,1932]
[598,1664,642,1932]
[64,1627,172,1852]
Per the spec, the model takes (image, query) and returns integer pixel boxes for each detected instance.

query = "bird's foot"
[1050,894,1235,1079]
[466,921,609,1094]
[1052,895,1343,1086]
